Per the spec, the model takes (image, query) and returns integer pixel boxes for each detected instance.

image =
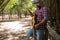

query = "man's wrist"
[36,23,41,26]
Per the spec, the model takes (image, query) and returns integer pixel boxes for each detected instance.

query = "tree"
[0,0,10,20]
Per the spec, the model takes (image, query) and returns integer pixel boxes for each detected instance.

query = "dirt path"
[0,17,32,40]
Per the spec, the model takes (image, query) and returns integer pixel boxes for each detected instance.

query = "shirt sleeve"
[42,7,48,21]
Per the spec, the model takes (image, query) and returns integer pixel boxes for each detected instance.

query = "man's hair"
[34,0,44,4]
[34,0,43,3]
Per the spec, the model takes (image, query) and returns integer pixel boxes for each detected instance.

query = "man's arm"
[35,7,48,28]
[35,19,46,27]
[27,9,34,17]
[34,18,47,29]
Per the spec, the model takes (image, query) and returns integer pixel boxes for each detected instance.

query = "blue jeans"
[27,29,45,40]
[35,30,45,40]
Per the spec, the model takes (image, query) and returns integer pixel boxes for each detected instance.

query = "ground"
[0,17,33,40]
[0,15,60,40]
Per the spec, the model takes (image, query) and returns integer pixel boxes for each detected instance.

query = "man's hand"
[27,9,34,17]
[34,24,39,29]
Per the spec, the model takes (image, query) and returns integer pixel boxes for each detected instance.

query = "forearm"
[34,19,46,29]
[38,15,48,25]
[37,19,46,26]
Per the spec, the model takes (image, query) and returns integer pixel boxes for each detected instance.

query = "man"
[28,0,48,40]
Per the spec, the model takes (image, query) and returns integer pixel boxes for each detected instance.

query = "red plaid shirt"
[34,6,48,22]
[34,6,48,29]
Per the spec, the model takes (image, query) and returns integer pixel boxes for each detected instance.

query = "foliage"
[3,0,36,14]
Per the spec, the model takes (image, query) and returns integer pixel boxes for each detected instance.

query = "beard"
[37,5,41,9]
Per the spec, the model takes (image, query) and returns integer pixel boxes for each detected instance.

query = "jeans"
[35,30,45,40]
[27,29,45,40]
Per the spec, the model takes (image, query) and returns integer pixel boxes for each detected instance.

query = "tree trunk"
[0,0,10,21]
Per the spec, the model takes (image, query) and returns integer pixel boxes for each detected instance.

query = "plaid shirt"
[34,6,48,22]
[34,6,48,29]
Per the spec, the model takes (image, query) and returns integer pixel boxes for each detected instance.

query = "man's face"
[34,2,42,9]
[35,2,41,6]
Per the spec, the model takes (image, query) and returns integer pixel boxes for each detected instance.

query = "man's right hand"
[27,9,34,17]
[33,24,40,30]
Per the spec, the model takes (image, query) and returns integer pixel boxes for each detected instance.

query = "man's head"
[33,0,44,9]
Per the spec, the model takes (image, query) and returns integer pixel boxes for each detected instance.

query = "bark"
[0,0,10,20]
